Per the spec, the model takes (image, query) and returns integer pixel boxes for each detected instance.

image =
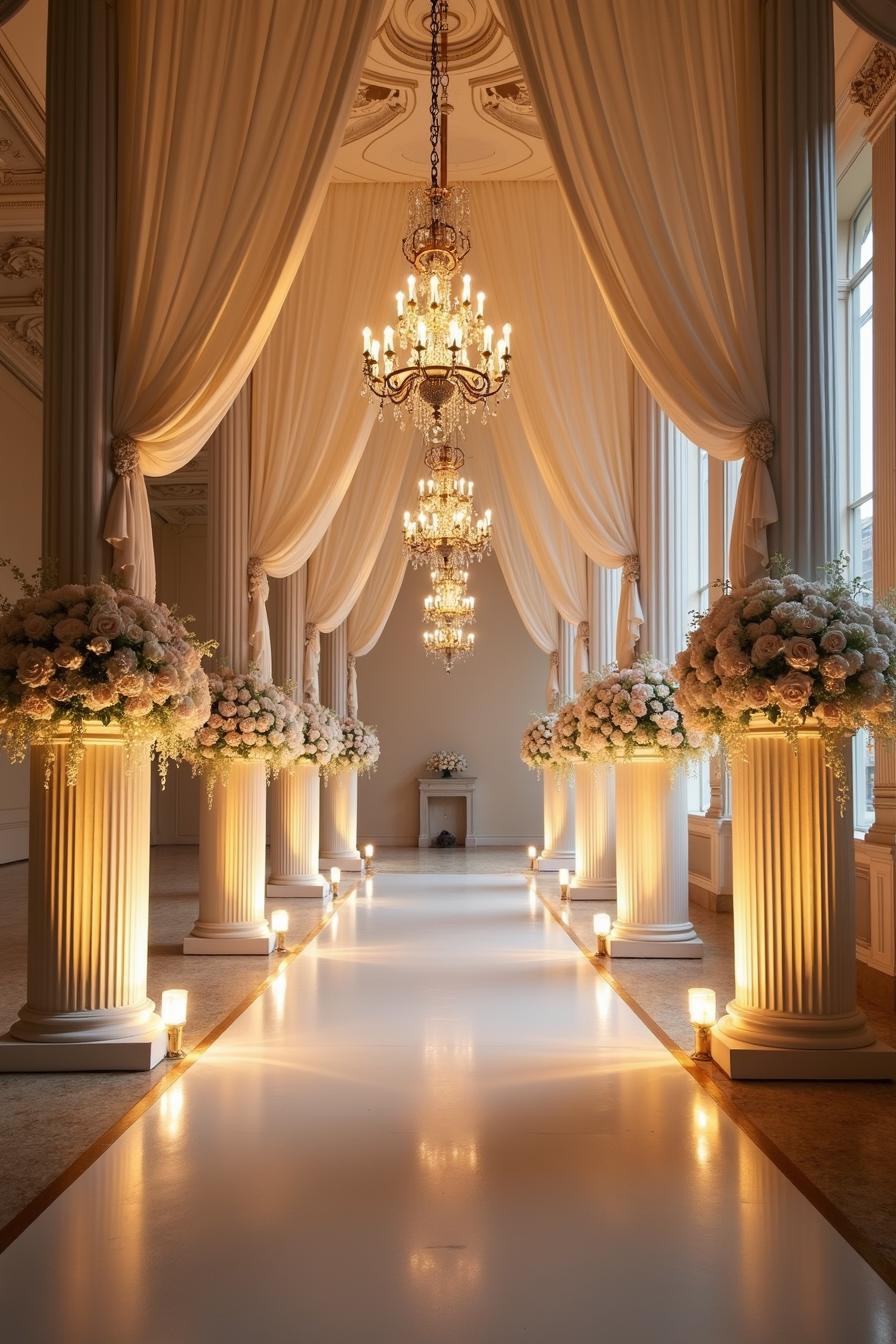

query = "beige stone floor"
[1,843,895,1294]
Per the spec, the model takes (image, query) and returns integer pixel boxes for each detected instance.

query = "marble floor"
[1,865,895,1341]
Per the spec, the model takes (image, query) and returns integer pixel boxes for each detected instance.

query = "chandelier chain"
[429,1,441,191]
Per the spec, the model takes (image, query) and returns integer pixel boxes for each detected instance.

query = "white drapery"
[347,529,408,660]
[466,197,639,667]
[302,423,413,701]
[105,0,380,598]
[496,2,777,586]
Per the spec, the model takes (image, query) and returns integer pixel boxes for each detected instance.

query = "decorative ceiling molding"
[850,41,896,115]
[378,0,504,73]
[0,37,43,396]
[146,449,209,527]
[342,75,414,147]
[473,70,541,139]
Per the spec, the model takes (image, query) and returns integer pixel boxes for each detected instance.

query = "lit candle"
[497,338,507,363]
[558,868,570,899]
[448,319,461,348]
[419,478,425,496]
[484,508,492,525]
[502,322,512,352]
[467,480,473,495]
[330,866,341,896]
[527,844,537,871]
[396,290,404,317]
[462,274,472,303]
[271,908,289,953]
[430,275,440,306]
[161,988,188,1058]
[417,319,427,348]
[384,325,394,355]
[483,324,493,353]
[593,911,611,956]
[362,326,371,354]
[407,275,416,302]
[476,291,485,317]
[370,339,380,368]
[688,987,717,1061]
[364,844,374,859]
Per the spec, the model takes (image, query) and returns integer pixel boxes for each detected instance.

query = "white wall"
[0,363,42,862]
[357,556,545,847]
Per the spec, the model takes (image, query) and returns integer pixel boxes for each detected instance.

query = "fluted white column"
[537,771,574,872]
[186,760,273,952]
[188,381,273,954]
[2,727,165,1069]
[609,751,701,958]
[320,622,362,870]
[712,722,895,1078]
[570,762,615,898]
[267,569,327,894]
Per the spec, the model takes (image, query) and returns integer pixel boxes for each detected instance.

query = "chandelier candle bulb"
[476,291,485,317]
[396,291,404,317]
[429,275,439,305]
[271,908,289,954]
[161,989,189,1059]
[407,275,416,302]
[483,324,493,353]
[688,988,717,1061]
[462,274,471,303]
[384,326,394,355]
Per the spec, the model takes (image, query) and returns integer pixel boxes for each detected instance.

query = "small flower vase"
[441,768,453,778]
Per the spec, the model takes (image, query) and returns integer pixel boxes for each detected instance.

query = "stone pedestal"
[0,725,165,1071]
[712,720,896,1079]
[320,769,363,871]
[267,763,327,896]
[537,771,574,872]
[185,759,274,955]
[570,761,616,898]
[608,750,702,958]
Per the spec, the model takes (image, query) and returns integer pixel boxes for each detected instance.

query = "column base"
[711,1019,896,1080]
[184,924,275,956]
[570,877,616,900]
[266,875,329,898]
[0,1022,167,1072]
[320,852,364,872]
[537,853,575,873]
[607,923,703,959]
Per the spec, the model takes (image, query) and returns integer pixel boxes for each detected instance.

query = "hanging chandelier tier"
[361,0,512,439]
[423,559,475,626]
[423,620,475,672]
[402,437,492,566]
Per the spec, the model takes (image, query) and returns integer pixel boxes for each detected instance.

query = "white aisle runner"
[1,873,894,1343]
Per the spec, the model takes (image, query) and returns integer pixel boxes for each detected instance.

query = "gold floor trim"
[0,882,359,1257]
[537,885,896,1297]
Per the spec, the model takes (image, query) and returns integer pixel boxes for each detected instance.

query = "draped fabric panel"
[495,2,777,586]
[475,439,558,656]
[346,529,407,659]
[305,422,413,633]
[249,183,408,579]
[469,191,640,663]
[105,0,379,597]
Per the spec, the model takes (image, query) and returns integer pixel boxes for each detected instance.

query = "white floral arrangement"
[425,750,467,775]
[296,699,343,772]
[0,565,211,784]
[328,715,380,776]
[550,700,590,769]
[189,670,304,792]
[673,560,896,759]
[520,712,558,772]
[577,658,698,760]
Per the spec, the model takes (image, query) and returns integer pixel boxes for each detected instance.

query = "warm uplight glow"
[330,867,341,886]
[364,844,374,859]
[558,867,570,900]
[271,909,289,934]
[688,988,717,1027]
[593,912,612,937]
[527,844,537,871]
[161,988,188,1027]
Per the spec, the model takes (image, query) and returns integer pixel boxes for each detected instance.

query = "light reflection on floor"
[0,872,894,1343]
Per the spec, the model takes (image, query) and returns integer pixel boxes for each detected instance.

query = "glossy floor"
[1,873,894,1343]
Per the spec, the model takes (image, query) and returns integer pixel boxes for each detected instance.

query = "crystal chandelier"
[423,558,475,625]
[423,621,475,673]
[402,438,492,567]
[361,0,512,440]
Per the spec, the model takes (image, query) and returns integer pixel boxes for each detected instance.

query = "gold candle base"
[275,930,286,954]
[166,1024,185,1059]
[691,1023,713,1061]
[595,934,608,957]
[560,885,569,902]
[529,859,537,872]
[330,883,340,899]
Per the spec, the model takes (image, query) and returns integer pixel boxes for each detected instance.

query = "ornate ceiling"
[334,0,552,183]
[0,13,44,398]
